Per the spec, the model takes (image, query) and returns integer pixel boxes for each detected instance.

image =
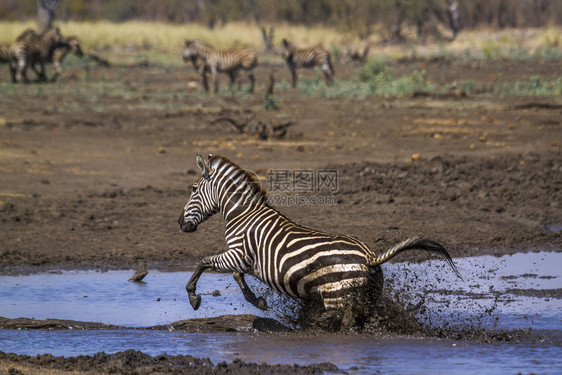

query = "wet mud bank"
[0,350,341,375]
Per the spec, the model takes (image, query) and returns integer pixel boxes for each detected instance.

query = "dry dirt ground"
[1,57,560,274]
[0,55,561,373]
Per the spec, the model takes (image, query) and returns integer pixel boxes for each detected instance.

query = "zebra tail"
[372,237,461,278]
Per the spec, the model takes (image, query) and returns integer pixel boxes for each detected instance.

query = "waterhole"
[1,251,561,374]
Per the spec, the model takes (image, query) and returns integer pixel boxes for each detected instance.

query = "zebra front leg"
[211,65,219,94]
[289,64,298,88]
[185,261,211,310]
[51,60,62,82]
[32,62,46,82]
[233,272,267,310]
[186,249,250,310]
[229,71,238,91]
[200,72,209,92]
[247,71,255,93]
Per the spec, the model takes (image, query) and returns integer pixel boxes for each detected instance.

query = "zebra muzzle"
[178,215,198,233]
[181,222,198,233]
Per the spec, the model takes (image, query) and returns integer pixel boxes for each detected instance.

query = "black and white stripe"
[183,40,257,93]
[280,38,334,87]
[8,42,31,83]
[9,28,83,83]
[179,154,459,324]
[0,44,10,64]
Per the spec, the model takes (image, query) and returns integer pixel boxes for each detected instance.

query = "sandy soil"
[0,55,561,373]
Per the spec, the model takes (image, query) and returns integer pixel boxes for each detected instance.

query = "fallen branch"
[209,108,295,140]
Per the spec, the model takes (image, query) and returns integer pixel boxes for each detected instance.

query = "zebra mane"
[209,155,268,204]
[186,39,215,50]
[281,38,293,48]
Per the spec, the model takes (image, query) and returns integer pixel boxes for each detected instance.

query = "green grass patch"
[291,59,435,99]
[501,75,562,96]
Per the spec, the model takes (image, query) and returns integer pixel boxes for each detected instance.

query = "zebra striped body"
[9,28,83,83]
[16,28,40,42]
[183,40,257,93]
[8,42,30,83]
[179,155,459,328]
[0,44,10,63]
[280,39,334,87]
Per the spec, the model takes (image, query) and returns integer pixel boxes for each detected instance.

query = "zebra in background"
[183,53,210,92]
[9,27,63,82]
[0,44,10,64]
[48,36,84,81]
[10,28,83,83]
[182,40,257,94]
[16,28,40,42]
[178,154,460,330]
[280,38,334,87]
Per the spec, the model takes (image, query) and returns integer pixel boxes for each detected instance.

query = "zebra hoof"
[256,297,268,311]
[189,294,201,310]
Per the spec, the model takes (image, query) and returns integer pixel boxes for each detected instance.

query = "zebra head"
[66,36,83,57]
[178,154,219,233]
[183,40,200,62]
[280,38,293,58]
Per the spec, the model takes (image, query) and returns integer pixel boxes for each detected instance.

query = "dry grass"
[0,21,354,52]
[0,21,560,59]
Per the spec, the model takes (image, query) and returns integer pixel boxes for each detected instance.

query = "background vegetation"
[0,1,560,100]
[1,0,561,40]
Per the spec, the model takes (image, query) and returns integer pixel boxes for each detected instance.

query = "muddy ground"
[0,55,561,373]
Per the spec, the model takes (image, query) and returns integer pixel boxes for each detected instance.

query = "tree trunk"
[261,25,274,53]
[37,0,59,34]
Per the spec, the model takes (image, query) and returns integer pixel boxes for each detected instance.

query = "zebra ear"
[196,154,210,180]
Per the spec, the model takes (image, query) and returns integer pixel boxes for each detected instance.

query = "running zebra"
[182,40,257,94]
[280,38,334,87]
[178,154,460,329]
[10,28,83,83]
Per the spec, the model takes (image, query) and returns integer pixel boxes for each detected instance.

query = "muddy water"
[1,252,561,374]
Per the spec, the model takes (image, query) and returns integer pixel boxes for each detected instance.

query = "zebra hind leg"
[298,294,343,332]
[322,65,334,85]
[9,61,17,83]
[233,272,267,310]
[304,267,384,332]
